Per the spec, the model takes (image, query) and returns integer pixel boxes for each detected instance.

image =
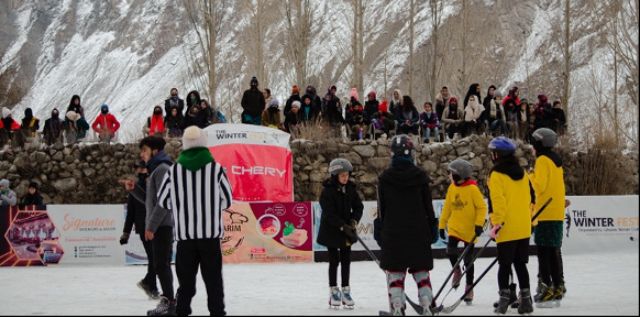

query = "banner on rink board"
[0,204,124,267]
[205,124,293,202]
[126,201,314,265]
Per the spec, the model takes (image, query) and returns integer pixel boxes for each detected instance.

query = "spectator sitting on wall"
[284,85,301,119]
[198,99,214,127]
[395,95,420,136]
[0,107,21,148]
[364,90,380,126]
[66,95,89,140]
[346,89,366,141]
[389,89,403,118]
[165,106,184,138]
[463,95,485,137]
[371,99,395,138]
[284,101,302,138]
[91,104,121,143]
[21,108,40,138]
[420,101,440,143]
[241,77,266,125]
[165,88,185,117]
[435,86,453,121]
[441,97,464,140]
[262,98,283,130]
[322,85,344,127]
[0,179,17,207]
[488,94,507,136]
[144,106,166,137]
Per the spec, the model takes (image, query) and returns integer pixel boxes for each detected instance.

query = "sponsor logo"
[231,165,286,178]
[567,209,639,236]
[215,130,248,140]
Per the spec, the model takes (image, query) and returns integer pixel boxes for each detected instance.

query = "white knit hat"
[182,126,208,150]
[1,107,10,119]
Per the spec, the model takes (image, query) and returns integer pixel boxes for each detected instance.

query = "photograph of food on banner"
[1,206,63,266]
[222,202,313,263]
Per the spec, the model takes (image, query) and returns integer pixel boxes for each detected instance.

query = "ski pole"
[439,197,553,314]
[356,235,424,315]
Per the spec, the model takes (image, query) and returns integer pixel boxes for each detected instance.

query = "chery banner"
[205,124,292,202]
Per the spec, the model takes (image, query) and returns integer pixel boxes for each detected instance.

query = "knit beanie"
[182,126,208,150]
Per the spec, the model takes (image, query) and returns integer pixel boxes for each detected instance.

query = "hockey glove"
[439,229,446,241]
[119,232,130,245]
[342,224,358,244]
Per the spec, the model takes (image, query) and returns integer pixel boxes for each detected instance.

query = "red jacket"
[92,113,120,134]
[0,118,21,131]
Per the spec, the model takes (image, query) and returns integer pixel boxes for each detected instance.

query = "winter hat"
[0,179,9,188]
[268,98,280,108]
[182,126,208,150]
[350,88,359,101]
[330,85,337,91]
[101,104,109,112]
[328,158,353,176]
[291,100,301,109]
[250,76,259,87]
[24,108,33,118]
[449,97,458,105]
[1,107,10,119]
[537,94,548,104]
[368,90,377,99]
[292,85,300,95]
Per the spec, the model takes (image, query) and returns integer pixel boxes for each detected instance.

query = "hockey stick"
[356,235,425,316]
[431,220,488,308]
[438,197,553,314]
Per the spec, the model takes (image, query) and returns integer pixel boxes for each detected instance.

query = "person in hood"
[0,107,21,148]
[363,91,379,125]
[144,106,166,137]
[138,136,176,316]
[20,182,45,208]
[317,158,364,309]
[0,179,17,207]
[395,96,420,136]
[263,88,273,111]
[374,134,438,315]
[157,126,232,316]
[43,108,64,145]
[121,160,159,300]
[486,136,534,315]
[463,95,485,137]
[21,108,40,138]
[164,88,185,117]
[165,106,184,138]
[345,90,365,141]
[305,85,323,118]
[389,89,403,118]
[534,95,554,131]
[182,104,207,130]
[241,77,266,125]
[441,97,464,140]
[483,85,498,132]
[197,99,214,128]
[371,99,395,138]
[529,128,566,306]
[439,159,487,304]
[66,95,85,117]
[435,86,453,121]
[518,98,531,140]
[185,90,202,116]
[262,98,283,129]
[463,83,482,110]
[91,104,120,143]
[284,85,302,119]
[284,101,302,137]
[322,85,344,127]
[419,102,440,143]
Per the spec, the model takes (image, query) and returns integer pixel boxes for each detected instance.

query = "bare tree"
[183,0,228,109]
[245,0,269,87]
[408,0,415,96]
[351,0,365,97]
[284,0,312,86]
[457,0,468,96]
[561,0,571,122]
[427,0,445,102]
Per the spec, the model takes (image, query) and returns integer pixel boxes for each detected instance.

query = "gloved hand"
[475,225,484,237]
[489,224,502,240]
[119,232,130,245]
[439,229,446,241]
[342,224,358,244]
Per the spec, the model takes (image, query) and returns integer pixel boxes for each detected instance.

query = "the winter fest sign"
[204,124,293,202]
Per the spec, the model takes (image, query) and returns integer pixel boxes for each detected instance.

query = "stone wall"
[1,136,637,204]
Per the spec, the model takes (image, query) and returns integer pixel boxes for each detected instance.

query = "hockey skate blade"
[535,301,557,308]
[343,305,355,310]
[378,311,392,316]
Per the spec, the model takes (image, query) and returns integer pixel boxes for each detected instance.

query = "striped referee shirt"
[157,161,232,241]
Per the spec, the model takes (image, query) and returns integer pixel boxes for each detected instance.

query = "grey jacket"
[0,190,17,207]
[145,163,174,232]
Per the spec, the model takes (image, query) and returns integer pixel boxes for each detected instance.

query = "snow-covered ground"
[0,250,637,315]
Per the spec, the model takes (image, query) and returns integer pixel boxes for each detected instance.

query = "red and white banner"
[205,124,292,202]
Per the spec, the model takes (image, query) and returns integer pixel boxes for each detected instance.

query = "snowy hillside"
[0,0,637,144]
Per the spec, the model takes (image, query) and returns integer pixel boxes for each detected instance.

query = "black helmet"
[390,134,415,157]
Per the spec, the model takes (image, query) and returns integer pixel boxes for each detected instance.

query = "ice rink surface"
[0,250,637,315]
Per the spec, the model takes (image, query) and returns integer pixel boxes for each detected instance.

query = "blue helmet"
[488,136,516,156]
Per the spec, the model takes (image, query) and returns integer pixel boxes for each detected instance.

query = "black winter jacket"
[317,179,364,248]
[375,160,437,271]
